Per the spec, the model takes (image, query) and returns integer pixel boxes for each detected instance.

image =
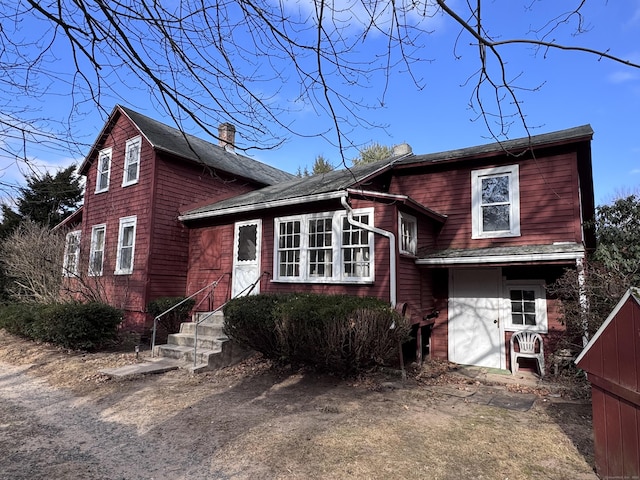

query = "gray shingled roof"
[118,106,295,185]
[180,124,594,222]
[396,125,593,167]
[179,159,395,220]
[416,243,585,265]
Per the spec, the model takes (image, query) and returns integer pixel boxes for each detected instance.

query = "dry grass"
[0,329,596,479]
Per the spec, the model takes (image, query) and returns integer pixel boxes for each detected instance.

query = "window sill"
[271,278,374,285]
[114,270,133,276]
[505,326,548,334]
[472,231,521,240]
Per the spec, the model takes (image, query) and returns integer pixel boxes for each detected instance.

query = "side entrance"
[448,268,505,369]
[231,220,262,298]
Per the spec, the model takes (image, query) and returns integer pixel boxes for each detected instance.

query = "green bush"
[224,293,410,373]
[0,302,122,350]
[0,303,41,338]
[147,296,195,342]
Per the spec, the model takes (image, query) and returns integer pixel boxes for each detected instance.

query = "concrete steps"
[153,311,250,373]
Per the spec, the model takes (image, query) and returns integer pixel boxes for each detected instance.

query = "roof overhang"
[179,191,347,222]
[415,243,585,267]
[179,188,448,223]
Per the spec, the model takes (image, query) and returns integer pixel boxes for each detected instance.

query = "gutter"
[340,195,397,307]
[179,191,346,222]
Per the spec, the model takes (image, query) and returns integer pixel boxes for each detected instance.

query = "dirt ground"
[0,330,597,480]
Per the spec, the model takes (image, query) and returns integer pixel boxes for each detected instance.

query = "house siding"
[391,151,583,250]
[146,154,255,301]
[78,113,153,328]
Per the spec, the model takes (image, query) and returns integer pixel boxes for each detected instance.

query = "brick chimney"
[218,123,236,151]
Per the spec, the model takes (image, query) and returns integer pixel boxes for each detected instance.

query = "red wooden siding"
[146,155,255,301]
[186,225,235,309]
[576,294,640,479]
[80,113,153,324]
[579,298,640,389]
[390,152,583,250]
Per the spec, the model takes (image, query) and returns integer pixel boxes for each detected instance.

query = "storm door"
[231,220,262,298]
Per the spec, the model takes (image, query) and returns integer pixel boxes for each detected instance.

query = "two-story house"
[177,126,595,370]
[64,105,595,371]
[62,105,294,330]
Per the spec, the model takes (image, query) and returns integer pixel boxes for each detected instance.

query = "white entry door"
[231,220,262,298]
[449,268,504,369]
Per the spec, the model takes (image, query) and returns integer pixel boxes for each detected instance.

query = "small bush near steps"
[147,296,195,342]
[0,302,122,351]
[223,293,410,374]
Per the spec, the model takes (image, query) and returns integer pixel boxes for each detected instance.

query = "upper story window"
[95,147,112,193]
[274,208,374,283]
[115,216,137,275]
[471,165,520,239]
[122,136,142,187]
[399,212,417,255]
[505,280,548,333]
[89,224,106,276]
[62,230,81,277]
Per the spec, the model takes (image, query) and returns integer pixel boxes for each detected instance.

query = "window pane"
[237,224,257,261]
[481,176,509,203]
[510,289,537,327]
[482,205,510,231]
[120,247,132,270]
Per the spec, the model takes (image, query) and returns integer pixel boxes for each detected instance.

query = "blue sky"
[1,1,639,206]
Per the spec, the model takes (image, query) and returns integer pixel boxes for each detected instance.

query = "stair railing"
[150,274,227,357]
[192,272,269,369]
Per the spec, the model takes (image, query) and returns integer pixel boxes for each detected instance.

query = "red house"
[178,125,595,370]
[64,106,596,372]
[62,105,294,330]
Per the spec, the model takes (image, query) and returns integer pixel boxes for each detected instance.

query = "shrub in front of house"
[147,296,196,342]
[223,293,410,373]
[0,302,122,350]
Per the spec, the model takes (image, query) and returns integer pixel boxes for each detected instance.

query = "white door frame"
[448,268,506,370]
[231,219,262,297]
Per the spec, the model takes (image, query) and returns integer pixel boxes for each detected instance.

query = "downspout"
[340,194,397,307]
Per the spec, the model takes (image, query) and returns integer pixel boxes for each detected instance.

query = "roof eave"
[179,190,347,222]
[415,250,585,266]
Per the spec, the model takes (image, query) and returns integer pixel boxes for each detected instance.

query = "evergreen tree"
[15,166,83,228]
[311,155,333,174]
[352,142,393,166]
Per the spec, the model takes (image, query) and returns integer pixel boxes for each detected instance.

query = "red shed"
[575,288,640,480]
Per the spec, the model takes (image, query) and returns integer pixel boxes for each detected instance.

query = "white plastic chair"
[510,331,545,376]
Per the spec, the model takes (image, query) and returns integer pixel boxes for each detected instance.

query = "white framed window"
[471,165,520,239]
[398,212,417,255]
[274,208,374,283]
[115,216,137,275]
[505,280,548,333]
[62,230,81,277]
[95,147,112,193]
[122,136,142,186]
[88,224,106,276]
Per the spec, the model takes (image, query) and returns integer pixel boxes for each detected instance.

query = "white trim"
[503,280,549,333]
[471,164,520,239]
[115,216,137,275]
[273,207,375,283]
[122,136,142,187]
[416,250,585,266]
[88,224,106,276]
[398,212,417,255]
[179,191,346,221]
[95,147,112,193]
[62,230,81,277]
